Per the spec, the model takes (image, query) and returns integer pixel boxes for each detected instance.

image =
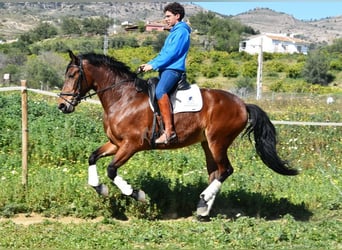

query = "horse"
[58,50,298,218]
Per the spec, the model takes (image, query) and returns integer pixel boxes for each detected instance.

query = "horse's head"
[58,50,90,113]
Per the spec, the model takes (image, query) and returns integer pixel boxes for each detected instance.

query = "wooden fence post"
[21,80,28,190]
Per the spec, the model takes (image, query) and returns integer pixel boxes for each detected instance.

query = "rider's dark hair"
[164,2,185,20]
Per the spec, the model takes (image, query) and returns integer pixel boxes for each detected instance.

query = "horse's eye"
[68,73,75,78]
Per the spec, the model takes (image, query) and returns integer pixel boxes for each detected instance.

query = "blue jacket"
[148,21,191,72]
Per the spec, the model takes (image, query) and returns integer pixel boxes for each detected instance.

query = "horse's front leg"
[88,141,118,196]
[106,142,146,201]
[88,139,145,201]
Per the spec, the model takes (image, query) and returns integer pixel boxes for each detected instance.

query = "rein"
[80,78,134,101]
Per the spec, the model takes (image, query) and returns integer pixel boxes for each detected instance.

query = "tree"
[152,32,168,52]
[302,50,332,86]
[22,53,64,89]
[189,11,257,52]
[82,17,114,35]
[61,18,82,35]
[31,22,58,41]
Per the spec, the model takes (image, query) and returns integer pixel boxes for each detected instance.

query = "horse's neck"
[97,82,136,110]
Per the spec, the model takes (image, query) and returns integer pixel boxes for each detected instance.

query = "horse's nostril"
[58,103,66,111]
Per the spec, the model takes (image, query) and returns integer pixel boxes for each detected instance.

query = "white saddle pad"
[149,84,203,113]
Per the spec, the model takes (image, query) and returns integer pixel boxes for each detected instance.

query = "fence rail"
[1,84,341,189]
[1,86,341,126]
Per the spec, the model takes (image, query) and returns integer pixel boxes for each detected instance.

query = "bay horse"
[58,50,298,218]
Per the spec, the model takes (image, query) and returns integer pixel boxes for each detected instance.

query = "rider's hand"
[140,64,153,72]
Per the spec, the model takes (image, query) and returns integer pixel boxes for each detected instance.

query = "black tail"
[244,104,298,176]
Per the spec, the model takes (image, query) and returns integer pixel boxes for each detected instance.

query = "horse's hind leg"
[197,141,234,217]
[88,141,118,196]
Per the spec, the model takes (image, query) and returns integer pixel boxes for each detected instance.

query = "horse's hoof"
[196,197,209,217]
[93,184,109,197]
[131,189,146,202]
[196,215,211,222]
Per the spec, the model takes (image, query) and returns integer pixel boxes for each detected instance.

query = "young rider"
[140,2,191,144]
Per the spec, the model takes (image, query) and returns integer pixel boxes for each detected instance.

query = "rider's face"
[164,11,180,27]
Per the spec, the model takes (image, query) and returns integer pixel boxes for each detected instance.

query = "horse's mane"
[79,52,137,79]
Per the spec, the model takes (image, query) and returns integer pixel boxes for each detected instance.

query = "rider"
[140,2,191,144]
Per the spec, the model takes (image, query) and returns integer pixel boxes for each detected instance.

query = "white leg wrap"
[200,194,217,217]
[114,175,133,196]
[88,165,99,187]
[200,179,222,202]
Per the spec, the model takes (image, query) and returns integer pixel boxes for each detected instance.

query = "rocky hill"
[1,2,341,44]
[231,7,342,44]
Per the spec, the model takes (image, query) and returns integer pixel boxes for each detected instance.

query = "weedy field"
[0,91,341,249]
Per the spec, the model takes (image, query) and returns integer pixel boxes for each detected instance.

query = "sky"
[193,2,342,21]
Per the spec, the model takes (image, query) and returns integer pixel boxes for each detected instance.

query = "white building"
[239,33,309,55]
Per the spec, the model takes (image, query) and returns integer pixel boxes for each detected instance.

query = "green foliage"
[18,22,58,46]
[265,60,286,73]
[201,65,219,78]
[286,62,304,79]
[110,36,139,49]
[81,17,114,35]
[0,92,341,248]
[329,55,342,71]
[152,32,168,52]
[22,53,65,89]
[302,50,331,85]
[235,76,255,91]
[221,61,239,78]
[61,17,82,35]
[324,37,342,53]
[189,11,257,52]
[241,60,257,78]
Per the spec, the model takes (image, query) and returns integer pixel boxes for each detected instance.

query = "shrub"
[302,50,331,85]
[241,61,257,78]
[221,62,239,78]
[266,61,286,73]
[286,62,304,79]
[235,76,255,91]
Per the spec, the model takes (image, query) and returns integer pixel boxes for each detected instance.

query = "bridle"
[58,59,87,107]
[58,57,135,107]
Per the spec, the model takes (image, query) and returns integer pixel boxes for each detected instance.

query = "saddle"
[134,73,191,148]
[134,72,190,114]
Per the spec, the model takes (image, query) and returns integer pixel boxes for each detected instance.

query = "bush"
[266,61,286,73]
[302,50,331,85]
[221,62,239,78]
[241,61,257,78]
[286,63,304,79]
[201,65,219,78]
[235,76,255,91]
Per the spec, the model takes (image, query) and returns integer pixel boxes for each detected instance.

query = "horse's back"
[200,88,248,126]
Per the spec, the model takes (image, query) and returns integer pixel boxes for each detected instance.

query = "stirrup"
[155,131,177,144]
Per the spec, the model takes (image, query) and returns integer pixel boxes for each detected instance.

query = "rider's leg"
[155,94,176,144]
[155,69,181,144]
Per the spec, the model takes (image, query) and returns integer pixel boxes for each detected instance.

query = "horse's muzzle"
[58,102,75,113]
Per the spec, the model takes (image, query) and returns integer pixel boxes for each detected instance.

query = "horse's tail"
[244,104,298,176]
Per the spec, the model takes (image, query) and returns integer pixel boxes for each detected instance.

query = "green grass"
[0,91,341,248]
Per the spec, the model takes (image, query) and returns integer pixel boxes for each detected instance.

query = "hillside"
[1,3,342,44]
[0,2,203,40]
[232,8,342,44]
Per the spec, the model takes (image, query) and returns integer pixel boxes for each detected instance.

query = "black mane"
[80,52,137,79]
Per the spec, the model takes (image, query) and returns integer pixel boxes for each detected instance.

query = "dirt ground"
[0,213,103,226]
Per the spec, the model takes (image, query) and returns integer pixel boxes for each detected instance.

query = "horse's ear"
[68,50,79,65]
